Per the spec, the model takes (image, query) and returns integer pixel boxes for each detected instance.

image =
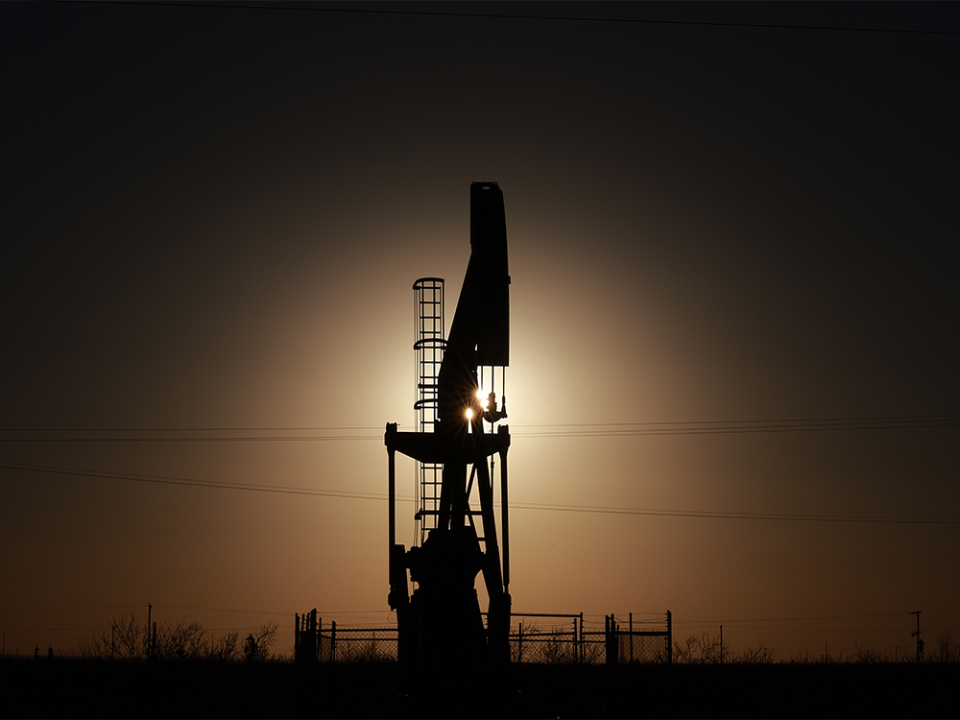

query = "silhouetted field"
[3,657,957,718]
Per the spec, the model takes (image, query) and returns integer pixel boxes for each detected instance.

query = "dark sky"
[2,1,959,659]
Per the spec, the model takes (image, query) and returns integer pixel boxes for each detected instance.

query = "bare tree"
[934,631,960,663]
[674,633,776,664]
[739,640,775,664]
[100,613,149,660]
[79,614,280,662]
[673,632,721,664]
[243,621,279,662]
[212,630,241,661]
[156,618,206,660]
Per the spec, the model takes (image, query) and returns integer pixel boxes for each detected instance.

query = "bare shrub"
[77,614,267,662]
[737,640,774,664]
[853,640,888,664]
[157,619,206,660]
[243,621,279,662]
[934,631,960,663]
[102,613,149,660]
[674,632,721,664]
[211,630,241,661]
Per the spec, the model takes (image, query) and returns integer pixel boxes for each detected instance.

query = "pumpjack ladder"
[412,278,445,545]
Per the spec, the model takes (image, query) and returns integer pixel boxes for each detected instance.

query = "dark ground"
[3,657,957,718]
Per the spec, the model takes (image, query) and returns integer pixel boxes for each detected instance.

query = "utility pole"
[911,610,923,663]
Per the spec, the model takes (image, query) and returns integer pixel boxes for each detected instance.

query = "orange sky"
[2,1,958,661]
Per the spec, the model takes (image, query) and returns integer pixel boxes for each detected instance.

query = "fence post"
[666,611,672,665]
[579,612,584,663]
[331,621,337,663]
[294,613,300,662]
[629,612,634,664]
[605,615,619,665]
[517,622,523,664]
[573,617,579,664]
[604,615,608,664]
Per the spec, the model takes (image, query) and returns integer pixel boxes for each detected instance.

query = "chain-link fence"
[581,613,672,664]
[609,628,672,663]
[511,613,671,665]
[326,626,399,663]
[511,616,581,664]
[295,611,671,665]
[295,613,398,664]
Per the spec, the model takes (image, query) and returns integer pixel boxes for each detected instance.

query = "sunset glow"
[2,0,958,672]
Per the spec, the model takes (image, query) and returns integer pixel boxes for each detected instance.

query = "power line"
[57,0,960,36]
[0,435,379,443]
[508,500,960,526]
[675,612,910,626]
[0,604,145,614]
[0,462,397,502]
[0,425,389,442]
[517,414,960,429]
[0,426,382,432]
[514,415,960,438]
[3,461,958,526]
[2,414,956,441]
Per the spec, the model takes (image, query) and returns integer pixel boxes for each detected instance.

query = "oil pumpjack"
[386,182,512,666]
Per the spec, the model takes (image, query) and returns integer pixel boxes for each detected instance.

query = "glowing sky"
[3,1,959,661]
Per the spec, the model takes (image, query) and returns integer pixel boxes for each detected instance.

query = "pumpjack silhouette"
[386,182,512,666]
